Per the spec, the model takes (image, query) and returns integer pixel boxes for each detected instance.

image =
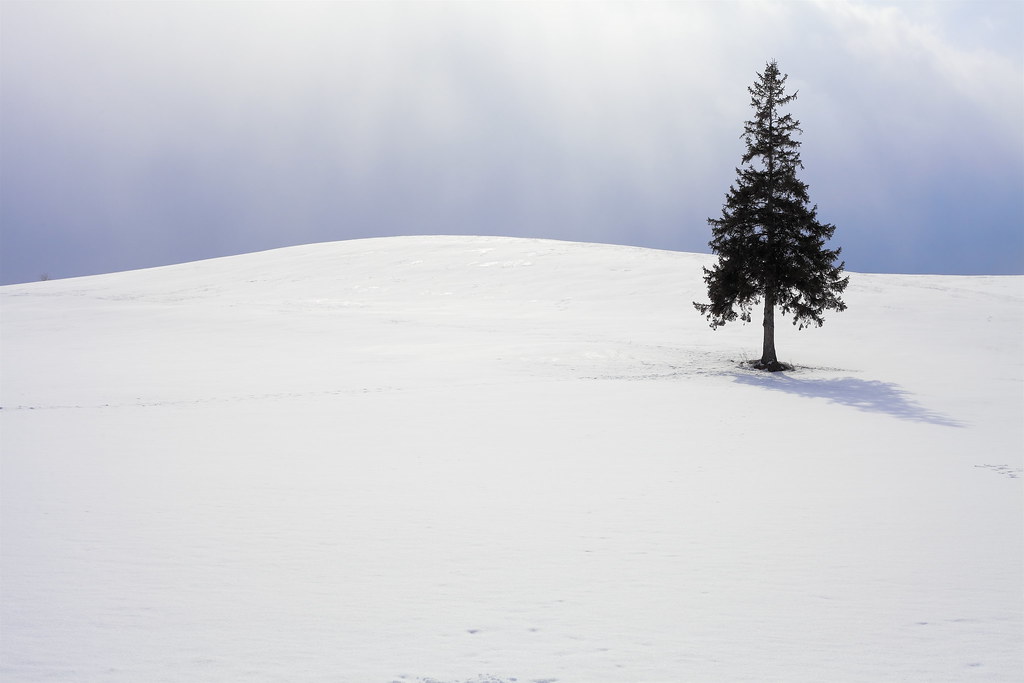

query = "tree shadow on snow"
[732,372,964,427]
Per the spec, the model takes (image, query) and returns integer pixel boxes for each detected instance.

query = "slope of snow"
[1,235,1021,682]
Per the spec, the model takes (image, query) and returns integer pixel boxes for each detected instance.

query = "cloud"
[795,1,1023,272]
[811,0,1021,143]
[1,1,1021,283]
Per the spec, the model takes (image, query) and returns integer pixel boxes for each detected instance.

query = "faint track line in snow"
[401,676,547,683]
[0,385,407,412]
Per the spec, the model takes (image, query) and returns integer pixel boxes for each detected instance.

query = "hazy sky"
[2,1,1021,283]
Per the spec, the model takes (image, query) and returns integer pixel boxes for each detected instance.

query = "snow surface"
[1,235,1021,682]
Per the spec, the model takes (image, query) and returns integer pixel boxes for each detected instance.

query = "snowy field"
[1,235,1021,682]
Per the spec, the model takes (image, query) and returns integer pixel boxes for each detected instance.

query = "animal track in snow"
[974,464,1021,478]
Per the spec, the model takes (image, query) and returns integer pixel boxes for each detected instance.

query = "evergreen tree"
[694,60,848,371]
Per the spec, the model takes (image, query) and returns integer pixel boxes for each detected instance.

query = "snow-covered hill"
[2,236,1021,682]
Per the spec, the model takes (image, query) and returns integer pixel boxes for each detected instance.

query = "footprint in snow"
[974,464,1022,478]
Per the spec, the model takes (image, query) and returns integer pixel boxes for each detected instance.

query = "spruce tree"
[694,60,848,371]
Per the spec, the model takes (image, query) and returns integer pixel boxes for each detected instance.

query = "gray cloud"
[1,1,1021,283]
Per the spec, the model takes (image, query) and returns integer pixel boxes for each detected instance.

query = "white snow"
[1,235,1021,682]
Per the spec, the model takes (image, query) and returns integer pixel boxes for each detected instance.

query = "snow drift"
[1,236,1021,682]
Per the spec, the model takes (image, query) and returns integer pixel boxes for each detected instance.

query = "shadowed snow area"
[1,236,1021,682]
[731,373,965,427]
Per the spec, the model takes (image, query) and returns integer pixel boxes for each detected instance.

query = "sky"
[1,0,1021,284]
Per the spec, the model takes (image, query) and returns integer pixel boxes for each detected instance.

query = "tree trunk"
[760,293,779,369]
